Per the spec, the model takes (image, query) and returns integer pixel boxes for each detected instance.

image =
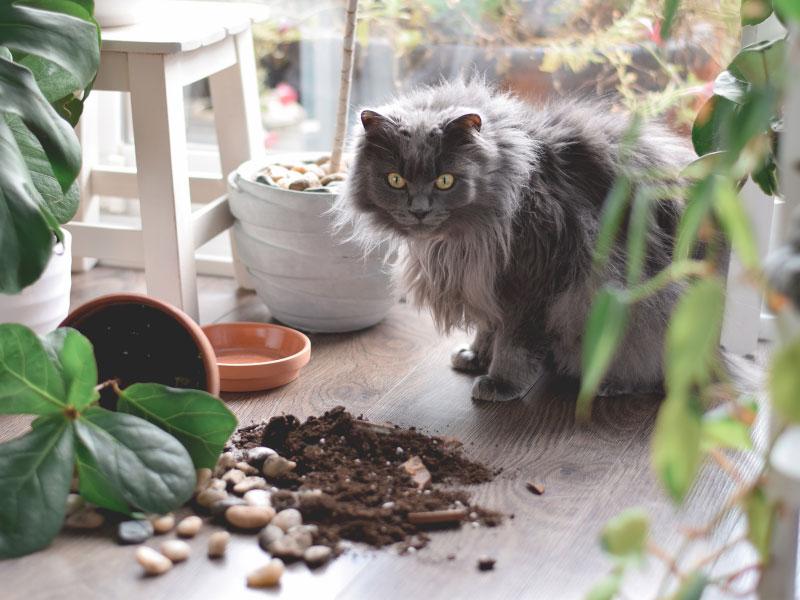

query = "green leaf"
[0,116,54,293]
[680,151,730,180]
[661,0,680,41]
[7,115,80,224]
[674,178,714,262]
[0,2,99,89]
[600,507,649,558]
[751,148,779,196]
[731,39,786,88]
[0,323,66,415]
[701,413,753,451]
[713,177,759,270]
[673,572,709,600]
[692,95,738,157]
[16,54,80,103]
[117,383,238,470]
[0,415,73,557]
[741,0,773,26]
[744,485,774,560]
[665,278,725,394]
[652,394,703,502]
[74,441,132,515]
[0,56,81,192]
[594,176,632,270]
[774,0,800,23]
[769,339,800,422]
[585,571,623,600]
[626,187,654,287]
[577,287,629,420]
[39,327,99,410]
[713,70,750,104]
[728,88,779,159]
[74,406,195,514]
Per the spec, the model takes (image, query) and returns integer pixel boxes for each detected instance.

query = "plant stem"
[94,378,121,395]
[330,0,359,174]
[623,260,710,303]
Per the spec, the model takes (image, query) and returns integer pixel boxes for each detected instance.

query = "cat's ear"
[361,110,387,134]
[445,113,482,134]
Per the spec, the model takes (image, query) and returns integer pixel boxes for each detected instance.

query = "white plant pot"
[228,158,396,333]
[0,230,72,334]
[94,0,151,28]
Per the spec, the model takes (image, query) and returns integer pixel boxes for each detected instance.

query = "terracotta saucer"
[201,322,311,392]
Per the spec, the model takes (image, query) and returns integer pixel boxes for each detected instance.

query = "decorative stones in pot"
[61,293,220,406]
[227,154,395,333]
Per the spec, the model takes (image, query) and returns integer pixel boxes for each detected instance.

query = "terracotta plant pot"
[61,293,220,402]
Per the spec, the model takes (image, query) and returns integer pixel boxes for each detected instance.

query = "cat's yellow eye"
[387,173,406,189]
[435,173,455,190]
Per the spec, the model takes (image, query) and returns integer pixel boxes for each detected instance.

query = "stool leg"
[128,53,200,321]
[209,27,263,290]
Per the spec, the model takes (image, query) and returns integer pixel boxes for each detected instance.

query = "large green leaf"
[117,383,238,470]
[692,95,738,157]
[775,0,800,23]
[39,327,99,411]
[674,572,709,600]
[585,571,623,600]
[0,415,73,557]
[0,323,66,415]
[600,507,649,557]
[665,278,725,395]
[731,39,786,88]
[74,441,132,515]
[0,116,54,293]
[652,394,703,502]
[626,187,654,286]
[745,485,774,560]
[74,406,195,514]
[577,286,629,419]
[713,177,759,270]
[7,114,80,224]
[701,413,753,451]
[0,1,99,89]
[0,56,81,192]
[769,339,800,422]
[751,149,779,197]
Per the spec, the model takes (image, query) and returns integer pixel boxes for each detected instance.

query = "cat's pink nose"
[410,208,431,220]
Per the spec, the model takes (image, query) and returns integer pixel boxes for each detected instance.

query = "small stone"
[262,455,296,479]
[320,173,346,186]
[234,476,268,495]
[66,493,84,516]
[305,163,326,178]
[196,487,228,508]
[208,530,231,558]
[478,556,496,571]
[288,178,310,191]
[303,172,321,188]
[235,462,260,476]
[209,496,247,518]
[222,469,246,486]
[226,505,276,530]
[258,524,285,551]
[304,545,332,567]
[176,516,202,538]
[151,514,175,534]
[469,512,479,521]
[118,519,154,544]
[313,154,330,165]
[290,523,319,537]
[136,546,172,575]
[194,468,212,495]
[401,456,432,490]
[160,539,190,562]
[244,489,272,507]
[247,558,284,588]
[290,164,308,174]
[268,531,311,559]
[206,478,227,491]
[65,510,104,529]
[266,165,290,181]
[247,447,277,466]
[213,452,236,477]
[271,508,302,532]
[382,501,395,510]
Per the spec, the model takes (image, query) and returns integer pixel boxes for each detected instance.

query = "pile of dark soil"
[227,406,501,551]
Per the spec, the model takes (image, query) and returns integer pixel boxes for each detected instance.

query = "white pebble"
[271,508,302,532]
[65,510,104,529]
[236,462,260,476]
[222,469,246,486]
[136,546,172,575]
[244,489,272,507]
[160,539,190,562]
[194,468,212,495]
[213,452,236,477]
[66,493,85,516]
[234,477,268,495]
[225,505,276,530]
[247,558,285,587]
[208,530,231,558]
[176,516,202,537]
[151,514,175,534]
[196,487,228,508]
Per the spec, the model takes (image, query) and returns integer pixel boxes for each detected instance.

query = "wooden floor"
[0,267,763,600]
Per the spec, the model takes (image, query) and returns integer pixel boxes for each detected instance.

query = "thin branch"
[330,0,359,174]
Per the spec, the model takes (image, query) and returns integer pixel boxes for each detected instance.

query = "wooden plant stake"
[329,0,359,174]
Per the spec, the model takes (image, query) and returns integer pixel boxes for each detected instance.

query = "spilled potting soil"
[226,406,502,552]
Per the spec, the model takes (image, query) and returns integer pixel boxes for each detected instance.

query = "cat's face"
[347,110,488,239]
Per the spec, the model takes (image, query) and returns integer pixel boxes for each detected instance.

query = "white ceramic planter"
[0,230,72,334]
[228,158,396,333]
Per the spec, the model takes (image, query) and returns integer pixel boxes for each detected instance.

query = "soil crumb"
[227,406,502,551]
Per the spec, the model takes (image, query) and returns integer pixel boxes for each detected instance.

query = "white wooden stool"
[67,1,268,321]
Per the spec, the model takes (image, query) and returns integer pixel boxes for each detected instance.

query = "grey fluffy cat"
[333,78,695,402]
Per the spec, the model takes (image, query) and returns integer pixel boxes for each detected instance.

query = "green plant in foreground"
[0,324,238,558]
[0,0,100,293]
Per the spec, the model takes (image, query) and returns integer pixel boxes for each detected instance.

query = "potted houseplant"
[0,0,101,332]
[228,0,396,333]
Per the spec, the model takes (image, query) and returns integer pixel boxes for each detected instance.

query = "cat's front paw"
[451,344,487,373]
[471,375,522,402]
